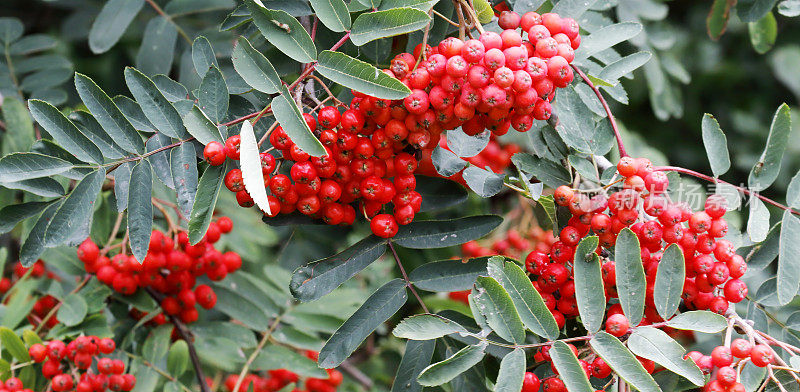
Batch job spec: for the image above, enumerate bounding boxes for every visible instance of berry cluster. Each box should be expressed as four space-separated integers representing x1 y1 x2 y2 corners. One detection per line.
223 351 342 392
686 340 774 391
77 217 237 325
27 335 135 391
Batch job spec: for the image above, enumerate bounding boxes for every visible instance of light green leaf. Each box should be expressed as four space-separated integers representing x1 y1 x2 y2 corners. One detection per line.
408 257 490 292
272 87 326 156
511 153 571 189
75 73 145 154
778 210 800 305
246 0 317 63
749 103 791 192
575 22 643 62
628 327 704 386
124 67 188 139
653 244 685 320
252 345 328 378
0 327 30 362
183 106 223 145
197 66 229 124
393 215 502 249
494 349 525 392
749 11 777 54
128 160 153 263
192 36 219 78
737 0 778 22
167 340 190 376
316 50 410 100
552 87 615 155
666 311 727 333
550 341 593 392
88 0 145 53
707 0 735 40
188 163 226 244
599 51 652 82
748 195 770 243
615 228 646 326
461 165 504 197
789 171 800 209
44 169 105 247
473 276 526 344
28 100 104 164
431 146 467 177
393 314 467 340
590 332 661 392
0 152 73 183
350 8 431 46
379 0 438 10
573 235 605 333
1 97 35 155
135 16 178 76
700 113 730 177
310 0 351 32
231 36 282 94
0 17 24 44
417 344 486 386
56 293 88 326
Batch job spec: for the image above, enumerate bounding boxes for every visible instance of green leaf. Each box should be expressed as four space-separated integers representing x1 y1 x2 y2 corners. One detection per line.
153 75 189 102
231 36 282 95
473 276 526 344
273 87 326 157
128 160 153 263
393 314 467 340
0 327 30 362
550 0 594 18
0 17 23 44
575 22 643 62
28 100 104 164
666 311 727 333
487 257 559 340
628 327 704 386
212 286 271 329
246 0 317 63
309 0 351 32
380 0 438 10
416 176 468 212
1 97 35 155
533 195 557 230
788 171 800 210
124 67 188 139
170 143 198 217
749 11 777 54
197 66 229 124
252 345 327 378
614 228 646 326
183 106 223 145
417 343 486 386
19 201 62 266
70 111 127 160
146 133 175 189
431 146 467 177
700 114 730 177
749 103 791 192
166 340 190 376
393 215 502 249
188 163 226 244
653 244 685 320
290 235 386 301
7 34 56 53
599 51 652 82
0 201 53 234
75 73 144 154
192 36 219 78
1 178 64 198
550 341 593 392
493 350 525 392
778 0 800 16
391 339 435 392
552 87 615 155
239 120 271 215
737 0 778 22
446 128 490 158
319 279 407 368
573 235 605 334
143 325 173 362
22 330 43 346
461 165 505 197
511 153 570 189
409 257 489 292
707 0 735 40
0 152 73 183
135 16 177 76
316 50 411 100
88 0 145 53
56 293 88 326
778 210 800 305
350 8 431 46
590 332 661 392
748 195 770 242
44 169 105 247
472 0 493 22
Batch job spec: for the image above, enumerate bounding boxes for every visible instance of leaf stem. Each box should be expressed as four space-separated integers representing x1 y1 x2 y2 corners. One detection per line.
124 352 194 392
231 312 288 392
572 65 628 158
387 240 429 313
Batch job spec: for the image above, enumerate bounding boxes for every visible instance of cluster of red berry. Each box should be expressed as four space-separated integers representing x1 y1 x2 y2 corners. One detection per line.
519 342 624 392
77 217 237 325
686 339 773 392
222 352 342 392
27 335 135 391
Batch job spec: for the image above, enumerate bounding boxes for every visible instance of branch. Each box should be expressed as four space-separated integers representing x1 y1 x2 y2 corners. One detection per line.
572 65 628 158
339 360 374 390
231 312 287 392
387 241 429 313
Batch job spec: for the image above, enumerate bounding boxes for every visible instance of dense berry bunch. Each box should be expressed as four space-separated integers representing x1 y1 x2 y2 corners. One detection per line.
686 340 774 391
77 217 237 325
27 335 135 391
223 351 342 392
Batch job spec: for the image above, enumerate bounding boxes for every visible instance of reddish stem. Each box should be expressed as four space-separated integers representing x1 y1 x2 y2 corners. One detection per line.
330 31 351 51
654 165 800 216
572 65 628 158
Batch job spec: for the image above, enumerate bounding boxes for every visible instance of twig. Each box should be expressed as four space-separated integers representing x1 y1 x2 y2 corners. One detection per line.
305 75 344 106
231 313 287 392
152 198 180 235
387 241 429 313
339 361 373 390
34 276 91 334
432 9 460 26
258 121 281 147
458 0 485 34
144 0 192 44
572 65 628 158
102 212 126 253
125 352 194 392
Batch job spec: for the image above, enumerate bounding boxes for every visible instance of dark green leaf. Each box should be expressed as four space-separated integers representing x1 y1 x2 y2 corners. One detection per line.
188 163 226 244
19 201 62 266
391 339 435 392
75 73 145 154
128 160 153 262
44 169 105 247
393 314 467 340
494 348 525 392
487 257 560 340
70 111 127 159
379 0 438 10
461 165 504 197
183 106 223 145
290 235 386 301
197 67 229 124
0 327 30 362
590 332 661 392
246 0 317 63
28 100 104 164
165 0 236 15
88 0 145 53
212 287 272 330
1 178 64 198
409 257 489 292
145 133 175 189
239 120 271 215
0 152 73 183
552 87 615 155
749 103 791 192
309 0 351 32
512 153 570 189
319 279 407 368
1 97 35 155
749 12 777 54
252 345 327 378
232 36 282 94
473 276 526 344
114 95 155 132
737 0 778 22
20 68 72 93
628 327 704 386
778 210 800 305
654 244 685 320
152 75 188 102
316 50 411 100
192 36 219 78
135 16 177 76
273 87 326 157
700 114 730 177
615 228 646 326
431 146 467 177
0 17 23 44
707 0 735 39
124 67 188 139
573 235 605 333
170 143 198 217
0 201 53 234
56 293 88 327
666 311 727 333
417 343 485 386
416 176 467 212
550 341 593 392
350 8 431 46
575 22 643 61
393 215 502 249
